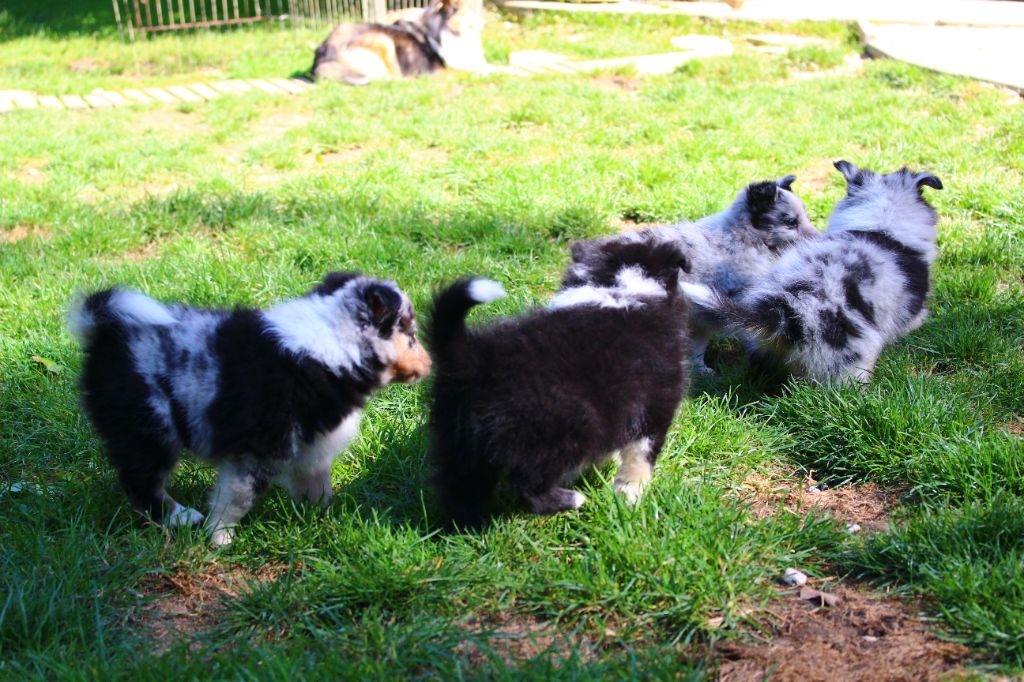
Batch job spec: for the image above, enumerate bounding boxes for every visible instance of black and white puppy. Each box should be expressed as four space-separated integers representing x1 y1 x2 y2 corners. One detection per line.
683 161 942 384
427 241 692 529
70 273 432 545
567 176 819 373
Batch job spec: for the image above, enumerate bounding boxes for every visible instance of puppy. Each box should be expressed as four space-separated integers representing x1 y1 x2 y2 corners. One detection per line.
427 241 692 529
70 272 431 545
312 0 487 85
567 176 819 373
683 161 942 384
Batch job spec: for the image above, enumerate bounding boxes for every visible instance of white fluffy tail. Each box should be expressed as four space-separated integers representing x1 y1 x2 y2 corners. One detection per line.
466 279 507 304
68 289 175 344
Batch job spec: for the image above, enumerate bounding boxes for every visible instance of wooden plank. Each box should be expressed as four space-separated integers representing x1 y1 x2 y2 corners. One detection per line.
188 83 221 100
269 78 306 94
38 95 64 109
83 94 113 108
143 87 179 103
121 89 153 104
60 95 89 110
247 79 288 95
165 85 204 102
98 91 129 106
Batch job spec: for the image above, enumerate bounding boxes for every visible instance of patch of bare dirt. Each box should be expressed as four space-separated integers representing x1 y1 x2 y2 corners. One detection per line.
251 111 313 137
14 158 48 186
70 57 112 72
457 613 596 665
130 109 211 135
314 146 367 165
716 583 970 681
611 218 659 233
78 174 193 205
743 473 901 533
132 561 286 654
1005 419 1024 437
591 74 640 93
801 157 842 193
1 224 50 244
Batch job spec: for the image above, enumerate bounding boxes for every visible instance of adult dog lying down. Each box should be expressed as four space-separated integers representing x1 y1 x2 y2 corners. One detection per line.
312 0 487 85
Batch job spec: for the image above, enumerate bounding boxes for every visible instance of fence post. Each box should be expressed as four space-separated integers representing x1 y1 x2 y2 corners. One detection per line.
370 0 385 21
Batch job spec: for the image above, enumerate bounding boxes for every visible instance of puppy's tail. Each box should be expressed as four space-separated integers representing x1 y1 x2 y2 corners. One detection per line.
68 288 175 345
426 278 506 360
679 282 797 345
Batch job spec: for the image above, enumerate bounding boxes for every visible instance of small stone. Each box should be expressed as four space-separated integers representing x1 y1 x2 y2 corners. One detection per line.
806 486 822 494
863 635 879 642
781 568 808 587
800 586 841 607
847 523 862 533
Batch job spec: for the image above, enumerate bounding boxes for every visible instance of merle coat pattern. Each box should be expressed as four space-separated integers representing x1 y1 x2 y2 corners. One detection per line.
71 273 431 545
682 161 943 384
566 176 819 373
427 241 692 529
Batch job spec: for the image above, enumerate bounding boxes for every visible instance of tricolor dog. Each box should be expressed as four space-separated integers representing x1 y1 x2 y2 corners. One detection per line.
70 272 431 545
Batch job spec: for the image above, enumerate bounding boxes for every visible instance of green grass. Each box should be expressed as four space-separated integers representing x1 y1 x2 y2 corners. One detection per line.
2 6 1024 679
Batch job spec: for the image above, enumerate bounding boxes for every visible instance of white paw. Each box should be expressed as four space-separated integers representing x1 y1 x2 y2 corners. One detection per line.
165 504 204 528
209 527 235 547
614 479 645 506
569 491 587 509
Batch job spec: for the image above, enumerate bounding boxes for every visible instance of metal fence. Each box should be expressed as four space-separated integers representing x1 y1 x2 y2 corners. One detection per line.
112 0 430 39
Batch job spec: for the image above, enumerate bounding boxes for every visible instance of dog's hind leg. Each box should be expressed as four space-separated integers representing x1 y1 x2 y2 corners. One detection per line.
436 460 498 530
107 433 200 526
205 459 274 546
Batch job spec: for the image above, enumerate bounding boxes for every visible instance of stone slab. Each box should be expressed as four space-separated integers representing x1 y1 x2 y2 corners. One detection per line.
60 95 89 110
143 87 179 103
165 85 204 102
247 79 288 94
861 21 1024 93
188 83 221 100
83 94 113 108
122 89 152 104
498 0 1024 27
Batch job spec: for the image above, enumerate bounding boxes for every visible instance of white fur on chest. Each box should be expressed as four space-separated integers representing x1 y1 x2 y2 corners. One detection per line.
295 410 362 471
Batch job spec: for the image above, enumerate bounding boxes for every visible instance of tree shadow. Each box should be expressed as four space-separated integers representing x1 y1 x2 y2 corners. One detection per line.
1 0 117 38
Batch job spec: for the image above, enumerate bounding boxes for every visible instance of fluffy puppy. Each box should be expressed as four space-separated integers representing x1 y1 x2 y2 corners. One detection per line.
683 161 942 384
427 241 692 529
567 176 818 373
70 273 431 545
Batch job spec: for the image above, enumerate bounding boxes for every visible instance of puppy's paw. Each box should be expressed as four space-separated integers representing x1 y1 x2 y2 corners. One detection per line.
614 479 646 506
165 504 204 527
209 527 235 547
569 491 587 509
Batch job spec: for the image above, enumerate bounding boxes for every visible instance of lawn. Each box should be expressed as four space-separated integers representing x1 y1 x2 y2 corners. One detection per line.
1 2 1023 679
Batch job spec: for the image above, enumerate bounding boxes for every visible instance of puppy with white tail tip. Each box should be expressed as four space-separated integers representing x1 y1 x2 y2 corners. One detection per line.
426 240 693 529
69 272 431 546
682 161 943 385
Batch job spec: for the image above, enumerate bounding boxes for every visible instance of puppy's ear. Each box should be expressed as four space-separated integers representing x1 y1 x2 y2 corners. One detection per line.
312 271 362 297
914 172 943 191
746 180 779 217
776 174 797 191
833 160 863 187
364 284 402 332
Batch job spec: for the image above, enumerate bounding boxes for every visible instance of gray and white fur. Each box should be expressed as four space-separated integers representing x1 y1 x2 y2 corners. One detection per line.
682 161 943 384
565 176 819 373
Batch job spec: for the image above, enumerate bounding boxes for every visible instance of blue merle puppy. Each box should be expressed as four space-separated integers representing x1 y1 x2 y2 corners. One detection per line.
566 176 819 373
682 161 942 384
70 273 431 545
427 240 692 529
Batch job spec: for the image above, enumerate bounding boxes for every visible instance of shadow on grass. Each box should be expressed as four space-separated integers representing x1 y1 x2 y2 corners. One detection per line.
0 0 116 38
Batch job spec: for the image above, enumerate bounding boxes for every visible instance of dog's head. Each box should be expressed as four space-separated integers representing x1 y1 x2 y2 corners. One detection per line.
567 235 690 290
828 160 943 239
288 272 432 385
741 175 819 250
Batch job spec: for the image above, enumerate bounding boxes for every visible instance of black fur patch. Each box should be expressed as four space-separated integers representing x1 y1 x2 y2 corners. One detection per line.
848 230 930 318
842 275 875 325
819 307 861 349
312 271 362 297
563 236 690 289
752 295 804 343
